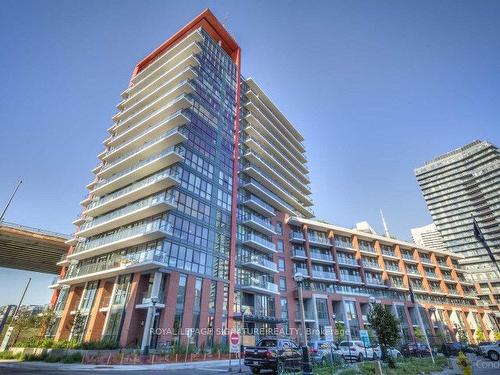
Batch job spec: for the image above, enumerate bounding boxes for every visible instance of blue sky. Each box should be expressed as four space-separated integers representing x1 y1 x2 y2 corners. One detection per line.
0 0 499 305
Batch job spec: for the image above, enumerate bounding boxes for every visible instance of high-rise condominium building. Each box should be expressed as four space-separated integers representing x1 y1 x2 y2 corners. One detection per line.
411 223 446 252
47 10 495 350
415 140 500 317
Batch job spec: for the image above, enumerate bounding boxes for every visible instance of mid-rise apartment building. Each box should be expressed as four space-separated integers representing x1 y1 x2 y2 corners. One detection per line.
411 223 446 252
47 10 496 350
415 140 500 318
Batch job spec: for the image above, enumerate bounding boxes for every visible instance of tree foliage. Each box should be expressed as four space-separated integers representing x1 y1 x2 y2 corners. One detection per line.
475 327 486 343
368 304 400 367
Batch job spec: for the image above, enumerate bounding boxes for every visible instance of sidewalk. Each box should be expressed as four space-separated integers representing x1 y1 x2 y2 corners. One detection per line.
0 358 240 371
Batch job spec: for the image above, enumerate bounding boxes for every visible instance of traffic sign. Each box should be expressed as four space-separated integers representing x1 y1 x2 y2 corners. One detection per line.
324 325 334 342
230 331 240 353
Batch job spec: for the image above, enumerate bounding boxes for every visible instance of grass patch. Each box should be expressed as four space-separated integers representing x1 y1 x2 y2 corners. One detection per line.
314 357 448 375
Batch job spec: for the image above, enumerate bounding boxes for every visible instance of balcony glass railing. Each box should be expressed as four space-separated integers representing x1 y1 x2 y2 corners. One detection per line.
102 127 186 173
242 194 275 214
95 145 185 189
289 231 305 241
294 268 309 277
335 241 354 250
242 177 295 213
419 257 432 264
109 110 186 153
359 245 376 254
241 278 278 293
312 270 336 280
308 235 330 246
141 291 166 305
74 220 171 254
402 253 415 261
362 261 381 269
244 233 275 251
310 252 333 262
244 256 277 271
337 256 357 266
341 274 362 283
80 193 176 232
386 265 401 272
293 249 307 258
407 269 421 276
425 272 439 279
242 214 274 231
64 247 168 280
382 250 397 257
87 168 179 211
366 278 384 285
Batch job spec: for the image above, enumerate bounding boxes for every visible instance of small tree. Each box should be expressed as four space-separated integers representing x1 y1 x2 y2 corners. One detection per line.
368 304 400 368
475 327 486 343
413 327 425 343
495 331 500 341
457 327 469 344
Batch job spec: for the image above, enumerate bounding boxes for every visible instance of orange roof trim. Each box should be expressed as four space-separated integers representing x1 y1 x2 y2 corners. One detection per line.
133 8 240 79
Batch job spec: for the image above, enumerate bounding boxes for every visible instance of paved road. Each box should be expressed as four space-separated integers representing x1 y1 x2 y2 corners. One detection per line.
0 362 254 375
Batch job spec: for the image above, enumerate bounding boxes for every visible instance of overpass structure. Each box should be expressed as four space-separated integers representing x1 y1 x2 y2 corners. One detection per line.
0 222 69 274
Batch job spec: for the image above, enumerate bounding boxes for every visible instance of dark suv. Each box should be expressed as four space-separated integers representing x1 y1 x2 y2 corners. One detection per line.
244 338 302 374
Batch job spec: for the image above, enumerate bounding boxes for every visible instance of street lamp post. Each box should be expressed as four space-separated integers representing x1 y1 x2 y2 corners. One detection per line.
294 272 312 375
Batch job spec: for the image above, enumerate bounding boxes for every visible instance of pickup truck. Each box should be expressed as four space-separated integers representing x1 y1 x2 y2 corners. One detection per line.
244 337 302 374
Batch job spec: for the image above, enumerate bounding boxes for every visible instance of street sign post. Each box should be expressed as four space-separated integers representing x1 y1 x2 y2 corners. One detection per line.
229 331 240 372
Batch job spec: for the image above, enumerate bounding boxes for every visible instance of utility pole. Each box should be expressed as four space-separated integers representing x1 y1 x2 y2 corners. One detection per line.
0 180 23 223
0 278 31 351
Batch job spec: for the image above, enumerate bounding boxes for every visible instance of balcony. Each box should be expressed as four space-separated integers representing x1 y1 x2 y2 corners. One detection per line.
294 268 310 278
312 270 337 281
366 278 385 287
243 234 276 254
85 168 179 217
289 231 305 242
92 146 184 196
407 270 422 278
244 150 312 204
437 261 451 270
242 256 278 274
431 288 445 295
138 292 166 308
241 195 275 217
242 165 312 217
381 250 398 260
69 221 172 260
60 248 168 285
419 257 433 266
308 235 330 248
362 261 382 271
402 253 417 263
99 127 187 179
359 246 377 255
110 94 193 149
385 265 403 275
335 241 356 252
341 274 363 284
242 178 295 216
411 284 426 292
105 111 189 163
291 249 307 259
390 281 408 290
241 278 279 295
425 272 440 281
76 193 176 237
337 256 358 267
128 32 202 91
242 214 276 237
113 79 195 136
310 251 334 264
117 66 197 125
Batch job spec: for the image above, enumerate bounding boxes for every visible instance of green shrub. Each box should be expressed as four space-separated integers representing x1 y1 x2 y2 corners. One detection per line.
0 351 23 360
60 352 83 363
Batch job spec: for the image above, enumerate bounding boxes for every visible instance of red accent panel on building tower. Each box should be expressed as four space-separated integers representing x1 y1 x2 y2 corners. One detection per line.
130 8 240 82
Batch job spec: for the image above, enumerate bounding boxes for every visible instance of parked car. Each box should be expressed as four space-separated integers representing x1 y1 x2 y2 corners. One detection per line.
401 343 432 357
479 341 500 361
441 342 478 356
244 337 302 374
372 345 402 359
308 340 342 365
338 340 375 361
